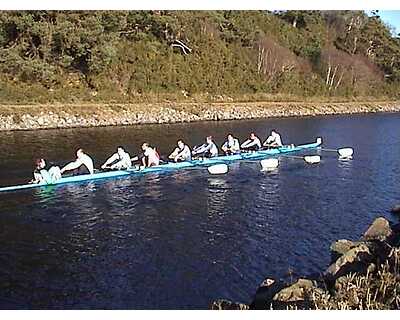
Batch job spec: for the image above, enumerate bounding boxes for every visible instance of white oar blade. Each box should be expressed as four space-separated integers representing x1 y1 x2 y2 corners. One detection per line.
260 158 279 170
208 164 228 175
338 148 353 158
304 155 321 164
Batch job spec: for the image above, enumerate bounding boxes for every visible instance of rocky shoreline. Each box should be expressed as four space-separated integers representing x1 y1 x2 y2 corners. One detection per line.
210 214 400 310
0 101 399 131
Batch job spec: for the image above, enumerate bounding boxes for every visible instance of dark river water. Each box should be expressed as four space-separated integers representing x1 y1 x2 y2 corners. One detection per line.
0 113 400 309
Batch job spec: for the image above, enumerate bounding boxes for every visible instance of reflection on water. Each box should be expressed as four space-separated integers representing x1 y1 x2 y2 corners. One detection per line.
207 177 231 217
1 113 400 309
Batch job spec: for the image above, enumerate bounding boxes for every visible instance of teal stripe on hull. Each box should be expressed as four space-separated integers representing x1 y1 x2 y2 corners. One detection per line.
0 138 321 193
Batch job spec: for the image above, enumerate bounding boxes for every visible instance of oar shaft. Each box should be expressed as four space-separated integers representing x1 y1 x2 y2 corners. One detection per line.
320 148 337 152
279 155 303 159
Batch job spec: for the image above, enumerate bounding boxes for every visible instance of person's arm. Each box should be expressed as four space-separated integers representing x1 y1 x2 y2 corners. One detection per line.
240 139 250 148
192 143 206 155
102 153 118 169
30 172 43 184
60 159 83 174
175 147 190 161
244 139 257 148
169 148 179 159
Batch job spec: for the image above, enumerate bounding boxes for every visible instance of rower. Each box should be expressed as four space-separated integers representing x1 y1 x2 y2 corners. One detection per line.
222 134 240 155
60 149 94 175
169 140 192 162
192 136 218 158
30 158 61 184
263 130 283 148
141 143 160 167
101 146 132 170
240 132 262 152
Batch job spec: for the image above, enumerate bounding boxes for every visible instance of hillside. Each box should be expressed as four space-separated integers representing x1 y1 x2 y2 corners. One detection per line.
0 10 399 104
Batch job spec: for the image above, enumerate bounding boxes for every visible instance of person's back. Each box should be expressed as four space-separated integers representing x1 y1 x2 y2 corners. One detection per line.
273 131 283 146
60 149 94 175
264 130 283 147
208 140 219 157
142 143 160 167
78 152 94 174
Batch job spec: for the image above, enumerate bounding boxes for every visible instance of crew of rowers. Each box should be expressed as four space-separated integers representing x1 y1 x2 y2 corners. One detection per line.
30 130 283 183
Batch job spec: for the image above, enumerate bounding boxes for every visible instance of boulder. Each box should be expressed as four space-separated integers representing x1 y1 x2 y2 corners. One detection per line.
362 217 392 242
330 239 358 263
271 278 325 309
210 299 249 310
325 243 373 282
273 279 315 301
250 277 286 309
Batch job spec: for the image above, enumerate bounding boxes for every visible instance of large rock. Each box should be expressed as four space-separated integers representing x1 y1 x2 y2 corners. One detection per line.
271 278 324 309
330 239 358 263
325 243 373 282
210 299 249 310
362 217 392 242
250 278 286 309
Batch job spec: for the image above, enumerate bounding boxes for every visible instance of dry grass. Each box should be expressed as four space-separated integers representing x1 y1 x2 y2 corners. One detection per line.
313 248 400 310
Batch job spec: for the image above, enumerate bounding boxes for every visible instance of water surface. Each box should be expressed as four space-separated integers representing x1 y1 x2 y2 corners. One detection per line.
0 113 399 309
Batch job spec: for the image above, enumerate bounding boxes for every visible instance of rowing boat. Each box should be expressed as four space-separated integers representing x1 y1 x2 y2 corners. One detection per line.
0 137 322 193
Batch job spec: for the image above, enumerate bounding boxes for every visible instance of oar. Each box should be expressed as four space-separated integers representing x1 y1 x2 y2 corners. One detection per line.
207 164 228 175
279 154 321 164
260 158 279 170
320 147 353 159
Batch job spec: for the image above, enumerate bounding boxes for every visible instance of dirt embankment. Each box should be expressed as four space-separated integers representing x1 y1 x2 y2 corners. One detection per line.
0 101 399 131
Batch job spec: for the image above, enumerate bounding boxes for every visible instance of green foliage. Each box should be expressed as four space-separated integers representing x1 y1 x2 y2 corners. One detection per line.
0 10 399 104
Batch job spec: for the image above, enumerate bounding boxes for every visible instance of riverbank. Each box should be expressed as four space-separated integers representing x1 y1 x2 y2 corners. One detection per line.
0 101 399 131
211 216 400 310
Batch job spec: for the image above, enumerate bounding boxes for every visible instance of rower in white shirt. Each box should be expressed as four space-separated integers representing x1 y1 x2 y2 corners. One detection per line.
241 132 262 151
141 143 160 167
60 149 94 175
192 136 219 158
263 130 283 148
101 146 132 170
169 140 192 162
222 134 240 155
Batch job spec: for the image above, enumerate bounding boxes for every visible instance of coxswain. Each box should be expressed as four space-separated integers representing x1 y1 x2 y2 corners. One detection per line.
30 158 61 184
